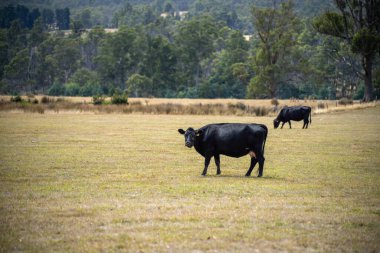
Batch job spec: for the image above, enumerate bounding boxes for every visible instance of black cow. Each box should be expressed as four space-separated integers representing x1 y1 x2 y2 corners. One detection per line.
273 106 311 129
178 123 268 177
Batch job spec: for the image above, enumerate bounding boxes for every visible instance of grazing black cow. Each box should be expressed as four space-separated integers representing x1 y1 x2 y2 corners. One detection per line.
273 106 311 129
178 123 268 177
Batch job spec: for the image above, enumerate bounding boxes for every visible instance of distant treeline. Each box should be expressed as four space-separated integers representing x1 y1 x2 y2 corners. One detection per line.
0 1 379 100
0 5 70 30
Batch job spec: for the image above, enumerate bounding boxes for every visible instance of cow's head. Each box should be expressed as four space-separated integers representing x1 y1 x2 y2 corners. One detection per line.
273 119 280 129
178 128 202 148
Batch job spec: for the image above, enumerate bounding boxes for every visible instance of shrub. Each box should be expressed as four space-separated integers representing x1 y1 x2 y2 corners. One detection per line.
10 95 23 103
338 97 353 106
93 95 105 105
41 96 54 104
270 98 279 106
111 89 128 105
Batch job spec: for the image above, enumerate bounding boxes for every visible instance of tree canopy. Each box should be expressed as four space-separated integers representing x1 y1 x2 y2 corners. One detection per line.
0 1 379 99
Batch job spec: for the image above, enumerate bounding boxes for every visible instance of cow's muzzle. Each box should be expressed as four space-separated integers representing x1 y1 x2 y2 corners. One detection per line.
185 142 193 148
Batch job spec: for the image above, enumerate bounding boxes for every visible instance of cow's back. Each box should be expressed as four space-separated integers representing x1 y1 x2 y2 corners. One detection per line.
285 106 310 121
202 123 266 158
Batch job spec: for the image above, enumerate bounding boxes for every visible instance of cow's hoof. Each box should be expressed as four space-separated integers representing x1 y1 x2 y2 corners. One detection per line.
257 174 263 177
216 171 221 175
245 174 251 177
201 173 207 176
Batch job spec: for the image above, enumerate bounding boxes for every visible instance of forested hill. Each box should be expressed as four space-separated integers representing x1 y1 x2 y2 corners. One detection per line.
0 0 378 100
1 0 334 31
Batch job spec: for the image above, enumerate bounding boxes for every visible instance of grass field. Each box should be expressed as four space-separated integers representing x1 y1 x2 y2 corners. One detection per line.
0 107 379 252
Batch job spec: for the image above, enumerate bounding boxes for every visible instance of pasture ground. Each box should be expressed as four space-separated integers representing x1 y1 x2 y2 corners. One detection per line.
0 107 379 252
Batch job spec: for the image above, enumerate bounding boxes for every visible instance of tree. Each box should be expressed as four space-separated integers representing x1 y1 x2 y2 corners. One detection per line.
205 28 250 98
70 20 84 37
0 30 8 80
56 8 70 30
3 49 30 92
53 37 81 83
15 5 29 28
248 1 302 98
313 0 380 101
79 9 92 28
175 15 218 89
95 26 139 90
33 36 59 92
30 17 46 47
27 8 41 29
42 8 55 28
6 20 28 64
81 26 106 70
127 74 153 97
139 34 177 97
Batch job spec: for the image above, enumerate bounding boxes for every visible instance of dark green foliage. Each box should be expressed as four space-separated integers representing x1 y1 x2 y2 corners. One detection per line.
55 8 70 30
353 84 365 100
48 82 65 96
10 95 22 103
92 95 105 105
0 1 378 100
111 89 128 104
314 0 380 101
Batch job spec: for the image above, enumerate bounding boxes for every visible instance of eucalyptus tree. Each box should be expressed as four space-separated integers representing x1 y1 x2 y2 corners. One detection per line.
206 28 250 98
313 0 380 101
248 1 302 98
95 26 139 91
139 34 177 97
81 26 106 70
174 14 218 90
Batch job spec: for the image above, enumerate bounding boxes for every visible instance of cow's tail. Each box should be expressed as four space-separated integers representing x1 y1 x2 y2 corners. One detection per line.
309 109 312 124
261 125 268 156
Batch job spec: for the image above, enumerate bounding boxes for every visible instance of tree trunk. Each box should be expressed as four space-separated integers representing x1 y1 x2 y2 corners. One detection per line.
268 78 276 98
362 54 374 102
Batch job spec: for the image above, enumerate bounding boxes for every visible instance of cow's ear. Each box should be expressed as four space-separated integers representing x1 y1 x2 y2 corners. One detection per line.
196 129 203 136
178 129 185 135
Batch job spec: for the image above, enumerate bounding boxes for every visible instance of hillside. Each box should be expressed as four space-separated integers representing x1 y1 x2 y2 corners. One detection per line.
1 0 335 30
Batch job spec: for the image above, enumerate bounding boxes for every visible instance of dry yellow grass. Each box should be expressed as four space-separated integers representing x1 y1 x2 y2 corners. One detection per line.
0 107 379 252
1 95 379 116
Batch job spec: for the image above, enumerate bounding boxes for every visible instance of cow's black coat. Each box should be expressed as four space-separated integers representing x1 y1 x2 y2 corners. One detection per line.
273 106 312 129
178 123 268 177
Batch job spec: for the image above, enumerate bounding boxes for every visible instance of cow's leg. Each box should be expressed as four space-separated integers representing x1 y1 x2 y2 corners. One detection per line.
288 121 292 129
202 156 211 176
214 154 221 175
257 154 265 177
303 117 308 129
245 157 257 177
281 122 285 128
